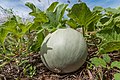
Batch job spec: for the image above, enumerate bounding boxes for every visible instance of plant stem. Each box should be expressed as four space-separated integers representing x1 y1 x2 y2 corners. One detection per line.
82 25 85 37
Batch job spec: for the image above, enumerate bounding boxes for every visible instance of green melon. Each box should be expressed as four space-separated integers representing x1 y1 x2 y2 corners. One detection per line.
40 28 87 73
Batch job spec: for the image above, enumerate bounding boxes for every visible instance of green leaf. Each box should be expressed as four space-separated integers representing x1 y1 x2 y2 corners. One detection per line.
30 22 41 30
47 2 59 12
87 22 95 31
114 73 120 80
101 14 120 28
103 54 111 63
33 13 48 23
103 16 114 28
97 27 120 52
97 28 120 41
55 3 68 22
31 30 44 51
43 3 68 31
25 2 48 23
25 2 41 14
3 16 17 34
93 6 104 12
114 15 120 28
96 21 104 27
18 22 32 37
68 3 92 26
90 57 106 68
111 61 120 69
105 7 120 14
100 17 110 24
44 12 59 28
100 41 120 52
66 19 77 29
3 16 32 38
0 28 8 46
68 2 101 30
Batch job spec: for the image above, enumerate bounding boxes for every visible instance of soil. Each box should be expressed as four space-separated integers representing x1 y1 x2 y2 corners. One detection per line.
0 45 120 80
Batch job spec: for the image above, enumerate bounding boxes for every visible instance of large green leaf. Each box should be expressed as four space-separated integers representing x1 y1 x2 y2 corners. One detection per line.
55 3 68 22
97 28 120 42
42 2 68 32
97 13 120 30
25 2 48 23
97 27 120 52
68 3 92 26
3 16 32 38
26 2 67 32
44 12 59 28
90 57 106 68
67 2 101 30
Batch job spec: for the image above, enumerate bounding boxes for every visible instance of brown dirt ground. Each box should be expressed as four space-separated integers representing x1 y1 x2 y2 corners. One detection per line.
0 45 120 80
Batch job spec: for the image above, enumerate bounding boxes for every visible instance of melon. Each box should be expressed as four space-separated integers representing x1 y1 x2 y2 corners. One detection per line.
40 28 87 73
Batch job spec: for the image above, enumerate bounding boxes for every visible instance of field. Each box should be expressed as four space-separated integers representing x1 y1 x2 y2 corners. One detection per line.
0 2 120 80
